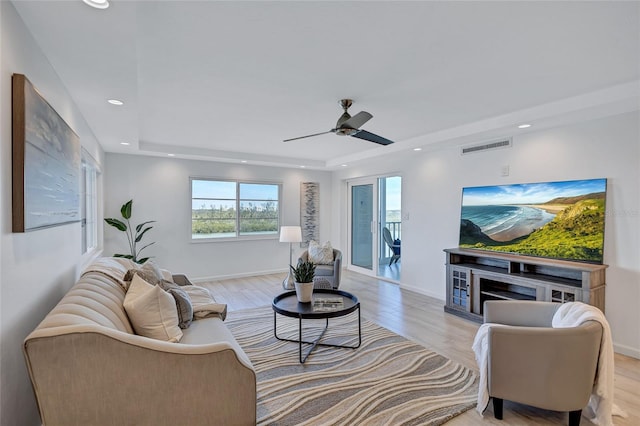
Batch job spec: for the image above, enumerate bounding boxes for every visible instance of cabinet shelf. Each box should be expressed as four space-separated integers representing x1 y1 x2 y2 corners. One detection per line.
480 290 536 301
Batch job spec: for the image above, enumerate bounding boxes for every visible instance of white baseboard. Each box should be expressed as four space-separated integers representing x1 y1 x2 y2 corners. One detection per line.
191 268 287 283
400 282 445 302
613 342 640 359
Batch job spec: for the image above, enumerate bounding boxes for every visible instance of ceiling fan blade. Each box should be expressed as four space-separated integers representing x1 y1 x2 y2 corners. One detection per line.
351 130 394 146
283 130 332 142
341 111 372 130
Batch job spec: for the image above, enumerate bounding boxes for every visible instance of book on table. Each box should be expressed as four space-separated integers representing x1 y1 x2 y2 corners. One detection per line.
313 297 344 311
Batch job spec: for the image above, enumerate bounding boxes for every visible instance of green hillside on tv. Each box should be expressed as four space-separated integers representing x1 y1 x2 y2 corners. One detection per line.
458 178 607 264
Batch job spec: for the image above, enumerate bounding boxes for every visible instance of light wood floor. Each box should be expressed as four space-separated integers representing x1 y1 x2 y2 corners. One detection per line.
200 269 640 426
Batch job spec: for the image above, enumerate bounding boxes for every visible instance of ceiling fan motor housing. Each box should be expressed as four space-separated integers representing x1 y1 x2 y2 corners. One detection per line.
336 99 354 133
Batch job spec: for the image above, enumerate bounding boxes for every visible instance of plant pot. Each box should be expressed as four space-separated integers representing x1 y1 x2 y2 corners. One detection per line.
294 281 314 303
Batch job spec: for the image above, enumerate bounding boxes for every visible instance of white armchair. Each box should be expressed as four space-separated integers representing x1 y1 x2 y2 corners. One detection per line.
481 301 603 426
298 249 342 289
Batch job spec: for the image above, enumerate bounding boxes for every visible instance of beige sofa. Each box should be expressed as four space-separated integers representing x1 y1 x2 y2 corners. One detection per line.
23 257 256 426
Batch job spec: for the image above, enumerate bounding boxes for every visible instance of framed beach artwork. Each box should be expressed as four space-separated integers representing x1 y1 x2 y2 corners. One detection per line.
458 178 607 264
12 74 81 232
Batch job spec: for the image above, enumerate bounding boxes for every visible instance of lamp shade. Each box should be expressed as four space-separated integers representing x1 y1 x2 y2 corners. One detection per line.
279 226 302 243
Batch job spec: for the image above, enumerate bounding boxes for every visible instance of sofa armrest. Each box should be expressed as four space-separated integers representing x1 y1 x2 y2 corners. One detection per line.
24 325 256 426
488 321 602 411
483 300 560 327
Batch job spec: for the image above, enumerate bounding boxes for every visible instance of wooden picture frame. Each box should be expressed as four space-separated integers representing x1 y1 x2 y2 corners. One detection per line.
12 74 80 232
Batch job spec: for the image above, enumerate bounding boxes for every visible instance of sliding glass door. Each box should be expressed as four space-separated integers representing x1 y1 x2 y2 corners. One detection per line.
348 176 402 281
348 180 376 274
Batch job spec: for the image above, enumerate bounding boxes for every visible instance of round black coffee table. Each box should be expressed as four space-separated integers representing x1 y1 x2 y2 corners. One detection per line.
272 289 361 363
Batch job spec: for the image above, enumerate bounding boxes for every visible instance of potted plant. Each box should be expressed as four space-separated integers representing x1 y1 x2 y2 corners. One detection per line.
290 261 316 303
104 200 155 264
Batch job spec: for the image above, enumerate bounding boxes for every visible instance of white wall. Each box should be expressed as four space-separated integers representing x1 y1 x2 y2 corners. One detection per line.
332 111 640 358
0 3 105 425
104 154 332 280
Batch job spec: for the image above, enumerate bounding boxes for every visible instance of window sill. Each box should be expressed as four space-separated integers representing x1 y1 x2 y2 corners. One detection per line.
190 234 279 244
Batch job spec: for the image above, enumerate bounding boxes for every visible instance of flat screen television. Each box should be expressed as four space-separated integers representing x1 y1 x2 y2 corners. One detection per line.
458 178 607 264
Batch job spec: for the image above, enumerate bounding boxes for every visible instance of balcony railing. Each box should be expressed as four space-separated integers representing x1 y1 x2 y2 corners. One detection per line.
380 221 401 260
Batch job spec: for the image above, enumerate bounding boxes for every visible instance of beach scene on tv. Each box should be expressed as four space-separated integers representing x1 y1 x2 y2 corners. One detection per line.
459 178 607 264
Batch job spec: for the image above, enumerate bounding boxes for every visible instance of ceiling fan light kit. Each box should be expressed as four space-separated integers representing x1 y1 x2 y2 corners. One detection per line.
284 99 394 146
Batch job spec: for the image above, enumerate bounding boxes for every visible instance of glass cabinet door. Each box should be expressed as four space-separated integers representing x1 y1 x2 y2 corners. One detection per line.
450 268 470 311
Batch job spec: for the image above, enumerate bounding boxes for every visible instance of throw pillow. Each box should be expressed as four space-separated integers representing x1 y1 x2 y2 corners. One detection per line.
123 274 183 342
158 279 193 329
123 260 164 288
308 240 334 265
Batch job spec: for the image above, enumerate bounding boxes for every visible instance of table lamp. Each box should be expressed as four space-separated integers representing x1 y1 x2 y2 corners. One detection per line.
280 225 302 289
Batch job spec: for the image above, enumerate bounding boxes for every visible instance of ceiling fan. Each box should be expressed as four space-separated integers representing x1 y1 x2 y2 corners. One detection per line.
283 99 394 145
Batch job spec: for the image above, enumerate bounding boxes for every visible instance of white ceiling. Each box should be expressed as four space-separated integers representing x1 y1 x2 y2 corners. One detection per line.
11 1 640 169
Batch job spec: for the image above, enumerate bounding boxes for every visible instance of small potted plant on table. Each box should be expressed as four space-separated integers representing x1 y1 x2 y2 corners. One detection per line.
290 261 316 303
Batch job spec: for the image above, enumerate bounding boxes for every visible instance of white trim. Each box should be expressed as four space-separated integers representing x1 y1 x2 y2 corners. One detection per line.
612 342 640 360
190 268 287 283
401 282 445 302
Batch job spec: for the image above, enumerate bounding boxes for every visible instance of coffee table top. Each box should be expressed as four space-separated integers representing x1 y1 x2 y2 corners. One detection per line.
272 289 359 319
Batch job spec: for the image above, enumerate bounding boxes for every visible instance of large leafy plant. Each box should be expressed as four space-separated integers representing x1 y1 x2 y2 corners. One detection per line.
105 200 155 264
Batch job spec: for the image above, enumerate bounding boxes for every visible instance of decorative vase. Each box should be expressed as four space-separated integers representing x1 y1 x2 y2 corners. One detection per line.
294 281 314 303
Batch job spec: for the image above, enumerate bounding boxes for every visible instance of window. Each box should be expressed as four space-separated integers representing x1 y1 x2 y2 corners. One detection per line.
191 178 280 240
81 151 100 253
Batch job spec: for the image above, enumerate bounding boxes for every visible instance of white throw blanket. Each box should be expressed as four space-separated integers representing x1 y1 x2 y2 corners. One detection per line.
552 302 625 426
182 285 228 320
472 302 625 425
471 322 503 415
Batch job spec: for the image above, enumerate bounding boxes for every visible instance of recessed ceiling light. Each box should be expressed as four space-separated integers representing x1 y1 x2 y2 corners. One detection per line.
413 148 422 151
341 164 348 167
83 0 109 9
518 124 532 129
299 165 306 168
107 99 123 106
241 160 247 163
167 154 175 157
120 142 130 146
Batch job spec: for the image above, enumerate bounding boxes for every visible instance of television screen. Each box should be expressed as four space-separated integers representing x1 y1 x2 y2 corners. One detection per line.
458 178 607 264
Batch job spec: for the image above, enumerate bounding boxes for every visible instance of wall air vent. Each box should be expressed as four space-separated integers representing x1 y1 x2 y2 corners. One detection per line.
461 138 512 155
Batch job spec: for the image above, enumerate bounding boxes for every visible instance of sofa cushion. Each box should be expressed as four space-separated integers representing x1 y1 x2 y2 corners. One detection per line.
123 275 183 342
159 280 193 329
308 240 334 265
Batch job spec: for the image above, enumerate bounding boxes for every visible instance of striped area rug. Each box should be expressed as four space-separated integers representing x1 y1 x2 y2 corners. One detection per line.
226 306 478 425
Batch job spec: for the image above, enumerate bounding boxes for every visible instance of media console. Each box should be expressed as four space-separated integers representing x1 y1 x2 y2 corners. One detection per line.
444 248 607 322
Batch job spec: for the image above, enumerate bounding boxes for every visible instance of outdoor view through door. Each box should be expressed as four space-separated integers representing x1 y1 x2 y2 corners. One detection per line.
349 176 401 282
379 176 401 281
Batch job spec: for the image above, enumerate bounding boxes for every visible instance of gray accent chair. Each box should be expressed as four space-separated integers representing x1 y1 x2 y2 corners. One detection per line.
483 300 603 426
298 249 342 289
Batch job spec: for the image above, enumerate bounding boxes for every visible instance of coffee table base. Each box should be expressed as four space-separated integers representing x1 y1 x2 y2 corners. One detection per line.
273 308 362 363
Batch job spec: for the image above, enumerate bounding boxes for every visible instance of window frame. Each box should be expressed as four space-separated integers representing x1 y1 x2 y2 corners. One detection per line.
190 177 282 242
81 150 100 254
